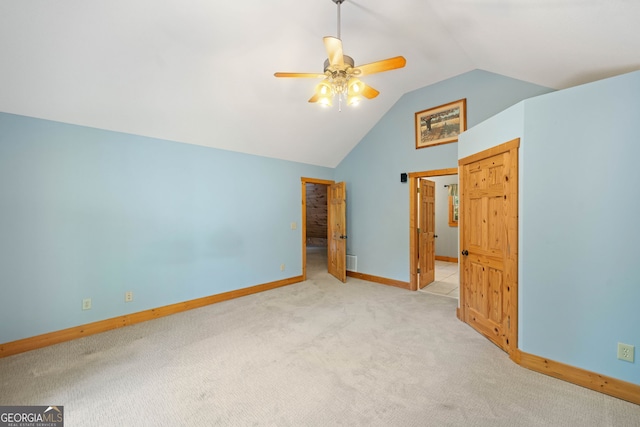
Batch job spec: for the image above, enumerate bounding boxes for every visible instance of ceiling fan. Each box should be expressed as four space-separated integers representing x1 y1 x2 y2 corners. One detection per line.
274 0 406 110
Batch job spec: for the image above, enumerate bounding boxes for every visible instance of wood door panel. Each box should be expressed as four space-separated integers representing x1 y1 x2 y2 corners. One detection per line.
488 197 504 252
328 182 346 282
488 267 504 324
469 198 483 248
418 179 436 288
488 165 504 187
460 139 519 356
467 261 484 310
467 262 505 346
467 307 504 347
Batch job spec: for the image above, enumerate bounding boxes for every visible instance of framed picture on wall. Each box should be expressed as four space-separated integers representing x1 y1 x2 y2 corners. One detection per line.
415 99 467 149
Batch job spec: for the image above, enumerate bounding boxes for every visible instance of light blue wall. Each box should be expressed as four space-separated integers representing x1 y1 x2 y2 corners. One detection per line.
459 71 640 385
521 71 640 384
0 113 333 343
335 70 552 282
458 101 525 159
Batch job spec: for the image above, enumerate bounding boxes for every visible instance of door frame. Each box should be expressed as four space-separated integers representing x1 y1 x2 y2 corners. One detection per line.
301 177 335 281
409 168 458 291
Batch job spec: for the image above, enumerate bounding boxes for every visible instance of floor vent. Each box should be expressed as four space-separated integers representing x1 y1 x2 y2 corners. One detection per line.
346 255 357 272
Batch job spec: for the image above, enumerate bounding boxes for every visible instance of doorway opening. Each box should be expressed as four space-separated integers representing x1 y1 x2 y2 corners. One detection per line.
300 177 348 284
301 178 332 281
409 168 458 293
420 259 460 299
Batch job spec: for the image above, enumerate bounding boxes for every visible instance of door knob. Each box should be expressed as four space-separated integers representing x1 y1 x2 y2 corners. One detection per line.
434 235 438 238
461 250 469 256
339 235 348 239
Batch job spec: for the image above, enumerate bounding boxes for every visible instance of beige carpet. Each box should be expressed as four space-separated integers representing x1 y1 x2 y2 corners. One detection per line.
1 248 639 426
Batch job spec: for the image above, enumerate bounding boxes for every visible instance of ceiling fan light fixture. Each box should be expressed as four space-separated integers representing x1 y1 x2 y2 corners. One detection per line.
347 95 361 106
274 0 406 110
318 96 333 108
348 78 362 94
347 77 364 107
315 81 334 107
346 78 362 106
316 81 332 96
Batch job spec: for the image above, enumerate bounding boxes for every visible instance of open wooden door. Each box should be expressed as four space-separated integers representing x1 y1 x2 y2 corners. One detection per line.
459 139 519 356
418 179 436 288
328 181 347 282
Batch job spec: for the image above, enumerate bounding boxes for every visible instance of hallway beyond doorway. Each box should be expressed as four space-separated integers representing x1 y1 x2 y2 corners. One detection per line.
418 260 459 299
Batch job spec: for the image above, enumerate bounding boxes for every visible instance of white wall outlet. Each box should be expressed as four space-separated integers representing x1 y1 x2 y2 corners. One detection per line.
290 222 297 230
82 298 92 310
280 264 285 271
125 291 133 302
617 343 635 363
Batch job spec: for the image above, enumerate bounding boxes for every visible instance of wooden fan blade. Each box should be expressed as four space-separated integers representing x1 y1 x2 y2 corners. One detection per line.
308 93 320 103
361 84 380 99
354 56 406 76
274 72 326 78
323 36 344 67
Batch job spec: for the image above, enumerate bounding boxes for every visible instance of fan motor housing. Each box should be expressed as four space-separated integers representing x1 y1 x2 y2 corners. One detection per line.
324 55 355 72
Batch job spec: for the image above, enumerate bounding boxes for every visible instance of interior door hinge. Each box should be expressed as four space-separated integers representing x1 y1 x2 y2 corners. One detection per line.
417 268 421 274
416 187 420 193
417 228 421 233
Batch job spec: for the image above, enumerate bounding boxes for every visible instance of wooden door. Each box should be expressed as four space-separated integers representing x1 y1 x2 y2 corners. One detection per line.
459 139 519 355
419 179 436 288
328 182 347 282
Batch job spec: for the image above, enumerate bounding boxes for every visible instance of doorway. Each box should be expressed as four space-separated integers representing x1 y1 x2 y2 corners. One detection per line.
409 168 458 292
303 180 329 280
300 177 347 283
301 178 332 281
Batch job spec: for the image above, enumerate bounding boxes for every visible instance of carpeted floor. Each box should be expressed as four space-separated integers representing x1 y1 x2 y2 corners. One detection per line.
1 248 639 426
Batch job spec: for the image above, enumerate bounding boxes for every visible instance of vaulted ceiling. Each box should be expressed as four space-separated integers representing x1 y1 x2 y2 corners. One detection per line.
1 0 639 167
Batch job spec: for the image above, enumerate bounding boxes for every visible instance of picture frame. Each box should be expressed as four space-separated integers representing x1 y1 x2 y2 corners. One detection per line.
415 99 467 149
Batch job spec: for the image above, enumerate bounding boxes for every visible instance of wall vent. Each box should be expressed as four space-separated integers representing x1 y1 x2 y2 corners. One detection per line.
346 255 357 272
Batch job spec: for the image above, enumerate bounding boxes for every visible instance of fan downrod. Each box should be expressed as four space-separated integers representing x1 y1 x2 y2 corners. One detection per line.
331 0 345 39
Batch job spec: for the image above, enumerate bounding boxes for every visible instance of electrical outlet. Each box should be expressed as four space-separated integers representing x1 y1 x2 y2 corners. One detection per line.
617 343 635 363
280 264 285 271
125 291 133 302
82 298 92 310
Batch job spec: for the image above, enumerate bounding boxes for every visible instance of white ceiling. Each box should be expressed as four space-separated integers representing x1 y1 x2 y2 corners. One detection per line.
1 0 639 167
